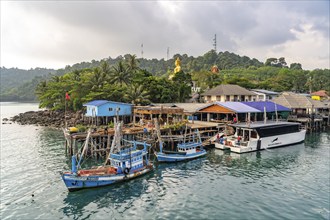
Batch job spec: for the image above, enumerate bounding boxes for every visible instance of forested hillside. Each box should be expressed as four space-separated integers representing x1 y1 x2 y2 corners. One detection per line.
0 67 56 101
1 50 329 103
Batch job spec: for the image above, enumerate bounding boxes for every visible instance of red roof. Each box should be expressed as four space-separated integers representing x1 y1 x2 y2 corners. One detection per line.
311 90 329 97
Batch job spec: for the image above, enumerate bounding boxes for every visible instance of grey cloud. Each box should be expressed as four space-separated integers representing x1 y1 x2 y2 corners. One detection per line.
4 1 329 69
18 1 323 51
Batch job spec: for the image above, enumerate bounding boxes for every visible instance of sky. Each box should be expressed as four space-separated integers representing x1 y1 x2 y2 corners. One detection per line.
1 1 329 70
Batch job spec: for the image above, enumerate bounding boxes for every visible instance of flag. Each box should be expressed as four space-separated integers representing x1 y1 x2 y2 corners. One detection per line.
65 92 70 101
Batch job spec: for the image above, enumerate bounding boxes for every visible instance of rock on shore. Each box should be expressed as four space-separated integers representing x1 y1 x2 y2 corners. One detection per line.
10 110 88 128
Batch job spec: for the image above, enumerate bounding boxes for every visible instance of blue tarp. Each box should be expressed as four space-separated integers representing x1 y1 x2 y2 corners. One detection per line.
214 102 261 113
242 101 291 112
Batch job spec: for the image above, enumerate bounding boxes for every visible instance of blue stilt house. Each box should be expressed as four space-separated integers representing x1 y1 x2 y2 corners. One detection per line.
83 100 133 125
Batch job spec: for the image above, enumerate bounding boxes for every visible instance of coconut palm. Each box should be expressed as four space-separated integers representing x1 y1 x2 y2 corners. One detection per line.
124 84 150 105
110 61 132 85
100 61 111 81
126 54 139 72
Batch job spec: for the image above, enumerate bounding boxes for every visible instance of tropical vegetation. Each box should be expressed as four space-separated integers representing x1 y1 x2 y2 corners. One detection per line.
1 50 329 109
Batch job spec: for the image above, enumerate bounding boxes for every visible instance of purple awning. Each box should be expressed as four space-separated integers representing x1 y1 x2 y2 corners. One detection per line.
242 101 291 112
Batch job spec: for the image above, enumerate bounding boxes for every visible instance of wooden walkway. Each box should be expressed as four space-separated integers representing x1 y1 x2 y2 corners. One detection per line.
63 121 220 159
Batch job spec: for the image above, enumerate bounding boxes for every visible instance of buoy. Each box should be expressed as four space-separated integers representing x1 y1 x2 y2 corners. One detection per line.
69 127 79 133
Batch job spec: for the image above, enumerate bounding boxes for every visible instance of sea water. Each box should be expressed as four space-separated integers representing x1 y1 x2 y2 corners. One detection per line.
1 102 329 219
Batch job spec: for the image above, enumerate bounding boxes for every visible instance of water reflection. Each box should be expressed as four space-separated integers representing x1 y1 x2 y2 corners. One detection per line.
60 157 206 219
305 130 330 148
207 143 305 179
155 157 205 173
61 173 154 219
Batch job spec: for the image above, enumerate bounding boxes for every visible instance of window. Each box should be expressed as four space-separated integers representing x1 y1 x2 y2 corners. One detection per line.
109 108 113 111
257 125 299 137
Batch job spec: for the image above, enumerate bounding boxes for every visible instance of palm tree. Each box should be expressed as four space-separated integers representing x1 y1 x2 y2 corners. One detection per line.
124 84 150 105
72 69 82 81
100 61 111 81
126 54 139 72
110 61 131 85
90 67 106 90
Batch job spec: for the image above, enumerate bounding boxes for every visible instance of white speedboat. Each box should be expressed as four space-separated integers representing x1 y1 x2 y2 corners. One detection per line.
214 121 306 153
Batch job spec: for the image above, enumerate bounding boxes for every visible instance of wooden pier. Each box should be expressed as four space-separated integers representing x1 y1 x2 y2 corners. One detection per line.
288 114 329 132
63 121 220 159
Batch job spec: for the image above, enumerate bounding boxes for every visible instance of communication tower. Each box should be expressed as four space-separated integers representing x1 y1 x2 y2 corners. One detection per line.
213 34 217 53
167 47 170 60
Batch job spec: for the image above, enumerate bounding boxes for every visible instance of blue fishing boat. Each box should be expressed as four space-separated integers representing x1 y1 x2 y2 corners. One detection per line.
62 123 153 192
155 129 207 162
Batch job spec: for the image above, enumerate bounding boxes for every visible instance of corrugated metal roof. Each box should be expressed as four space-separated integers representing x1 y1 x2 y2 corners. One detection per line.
242 101 291 112
198 101 260 113
311 90 329 97
273 92 328 109
251 89 279 95
83 100 109 106
83 100 132 107
152 103 207 113
202 84 256 96
173 103 208 113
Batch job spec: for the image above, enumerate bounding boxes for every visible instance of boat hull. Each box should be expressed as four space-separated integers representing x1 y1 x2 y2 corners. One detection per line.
155 150 207 162
62 166 153 192
215 130 306 154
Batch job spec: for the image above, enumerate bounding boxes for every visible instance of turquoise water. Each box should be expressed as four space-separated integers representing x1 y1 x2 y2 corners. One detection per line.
1 102 329 219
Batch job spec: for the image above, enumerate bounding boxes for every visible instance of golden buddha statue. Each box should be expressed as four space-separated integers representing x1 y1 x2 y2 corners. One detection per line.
174 57 181 73
169 57 182 80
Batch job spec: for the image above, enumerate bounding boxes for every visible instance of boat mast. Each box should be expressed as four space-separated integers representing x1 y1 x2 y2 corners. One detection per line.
183 123 188 143
111 119 123 155
77 129 92 169
275 103 278 122
154 118 163 153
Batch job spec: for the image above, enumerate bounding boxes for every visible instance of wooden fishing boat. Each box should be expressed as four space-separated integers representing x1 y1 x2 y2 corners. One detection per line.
155 129 207 162
61 123 154 192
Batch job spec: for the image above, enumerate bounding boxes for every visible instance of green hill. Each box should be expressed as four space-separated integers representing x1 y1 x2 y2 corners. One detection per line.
1 50 329 102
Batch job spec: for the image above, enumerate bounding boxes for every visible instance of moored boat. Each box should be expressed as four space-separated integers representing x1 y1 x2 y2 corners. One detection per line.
155 129 207 162
214 121 306 153
61 123 153 191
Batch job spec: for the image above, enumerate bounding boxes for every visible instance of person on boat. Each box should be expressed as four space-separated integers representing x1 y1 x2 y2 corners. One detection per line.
223 136 227 145
143 127 148 138
244 132 249 142
216 133 220 142
233 116 237 124
219 136 224 144
237 136 241 145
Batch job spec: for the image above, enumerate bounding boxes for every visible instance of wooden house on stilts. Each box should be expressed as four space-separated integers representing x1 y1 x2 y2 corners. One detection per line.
83 100 133 125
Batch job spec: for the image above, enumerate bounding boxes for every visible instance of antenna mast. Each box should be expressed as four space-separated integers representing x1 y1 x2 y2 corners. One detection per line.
141 43 144 58
213 34 217 53
167 47 170 60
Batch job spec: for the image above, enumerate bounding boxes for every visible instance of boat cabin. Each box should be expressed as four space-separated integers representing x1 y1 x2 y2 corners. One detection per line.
109 141 148 174
223 122 302 146
177 142 201 154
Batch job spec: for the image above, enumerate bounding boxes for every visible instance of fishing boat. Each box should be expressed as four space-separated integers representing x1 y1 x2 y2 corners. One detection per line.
214 121 306 153
61 123 154 192
155 129 207 162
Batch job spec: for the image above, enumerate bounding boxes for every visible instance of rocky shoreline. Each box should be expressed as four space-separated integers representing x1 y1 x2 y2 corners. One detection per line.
5 110 88 128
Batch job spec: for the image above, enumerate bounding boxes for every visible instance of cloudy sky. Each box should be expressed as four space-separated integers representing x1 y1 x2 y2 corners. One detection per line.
1 1 329 70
